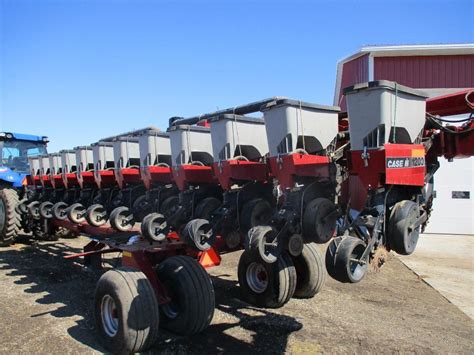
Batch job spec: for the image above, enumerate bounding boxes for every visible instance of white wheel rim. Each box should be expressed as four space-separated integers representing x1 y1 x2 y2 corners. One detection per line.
101 294 119 337
246 262 268 294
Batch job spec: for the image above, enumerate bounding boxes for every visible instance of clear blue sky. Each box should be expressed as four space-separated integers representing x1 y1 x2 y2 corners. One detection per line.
1 0 472 152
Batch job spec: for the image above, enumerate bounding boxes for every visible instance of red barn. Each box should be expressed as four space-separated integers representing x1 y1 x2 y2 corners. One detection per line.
335 44 474 234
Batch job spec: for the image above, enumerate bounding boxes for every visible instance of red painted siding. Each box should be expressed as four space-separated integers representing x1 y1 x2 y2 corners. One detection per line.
339 54 369 110
374 55 474 88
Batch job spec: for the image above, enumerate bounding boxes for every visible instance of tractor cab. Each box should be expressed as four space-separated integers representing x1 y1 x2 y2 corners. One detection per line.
0 132 48 188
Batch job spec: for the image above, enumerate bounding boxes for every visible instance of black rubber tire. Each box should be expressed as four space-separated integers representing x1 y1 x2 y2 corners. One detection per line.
94 267 160 354
110 206 135 232
303 198 337 244
141 213 168 242
157 256 215 334
0 188 21 246
240 198 273 232
237 250 296 308
194 197 221 220
86 204 108 227
181 218 215 251
52 202 68 220
67 203 86 224
331 236 368 283
291 243 326 298
39 201 54 219
132 195 152 222
387 200 421 256
159 196 179 218
325 236 342 280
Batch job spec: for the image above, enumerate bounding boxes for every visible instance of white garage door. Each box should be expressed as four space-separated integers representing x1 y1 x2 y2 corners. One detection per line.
424 158 474 235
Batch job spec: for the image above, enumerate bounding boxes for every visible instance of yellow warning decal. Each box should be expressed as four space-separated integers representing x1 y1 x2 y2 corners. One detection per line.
123 251 132 257
411 149 425 157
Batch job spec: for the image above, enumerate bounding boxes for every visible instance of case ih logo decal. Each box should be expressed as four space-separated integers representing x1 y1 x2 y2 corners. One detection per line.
386 157 425 169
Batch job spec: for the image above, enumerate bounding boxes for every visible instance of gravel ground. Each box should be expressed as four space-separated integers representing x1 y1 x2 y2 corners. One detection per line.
0 235 472 353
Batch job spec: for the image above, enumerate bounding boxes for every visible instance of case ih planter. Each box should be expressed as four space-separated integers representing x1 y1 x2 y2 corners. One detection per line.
63 145 96 224
246 99 341 262
141 123 223 247
107 136 144 231
185 113 281 306
26 154 54 224
0 84 472 354
27 156 41 187
137 128 178 241
80 140 118 226
226 98 342 305
50 149 81 221
325 81 474 283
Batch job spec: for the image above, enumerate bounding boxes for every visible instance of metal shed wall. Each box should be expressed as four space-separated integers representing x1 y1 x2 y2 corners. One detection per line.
373 55 474 88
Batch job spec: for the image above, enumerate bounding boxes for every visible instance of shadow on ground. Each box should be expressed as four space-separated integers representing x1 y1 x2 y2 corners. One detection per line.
0 236 301 354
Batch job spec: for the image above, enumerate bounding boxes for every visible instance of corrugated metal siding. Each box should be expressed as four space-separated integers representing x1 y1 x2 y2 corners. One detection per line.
339 54 369 110
374 55 474 88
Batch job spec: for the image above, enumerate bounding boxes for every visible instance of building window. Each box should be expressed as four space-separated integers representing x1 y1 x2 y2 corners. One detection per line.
452 191 470 199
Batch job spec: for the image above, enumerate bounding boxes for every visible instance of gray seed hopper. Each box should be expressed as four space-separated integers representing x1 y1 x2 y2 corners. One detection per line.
261 98 339 156
209 114 268 162
344 80 428 151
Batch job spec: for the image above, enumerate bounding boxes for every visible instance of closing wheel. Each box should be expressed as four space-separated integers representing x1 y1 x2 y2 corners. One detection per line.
237 250 296 308
194 197 221 220
39 201 54 219
86 204 108 227
109 206 135 232
182 219 215 251
67 203 86 224
303 198 337 243
325 236 342 280
141 213 168 242
94 267 160 353
0 188 21 246
28 201 41 220
52 202 68 220
240 198 273 232
387 200 421 255
291 243 326 298
157 256 214 334
245 225 281 264
327 236 368 283
132 195 152 222
160 196 179 218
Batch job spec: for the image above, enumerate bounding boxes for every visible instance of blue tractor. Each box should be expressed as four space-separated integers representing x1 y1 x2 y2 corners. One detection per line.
0 132 48 246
